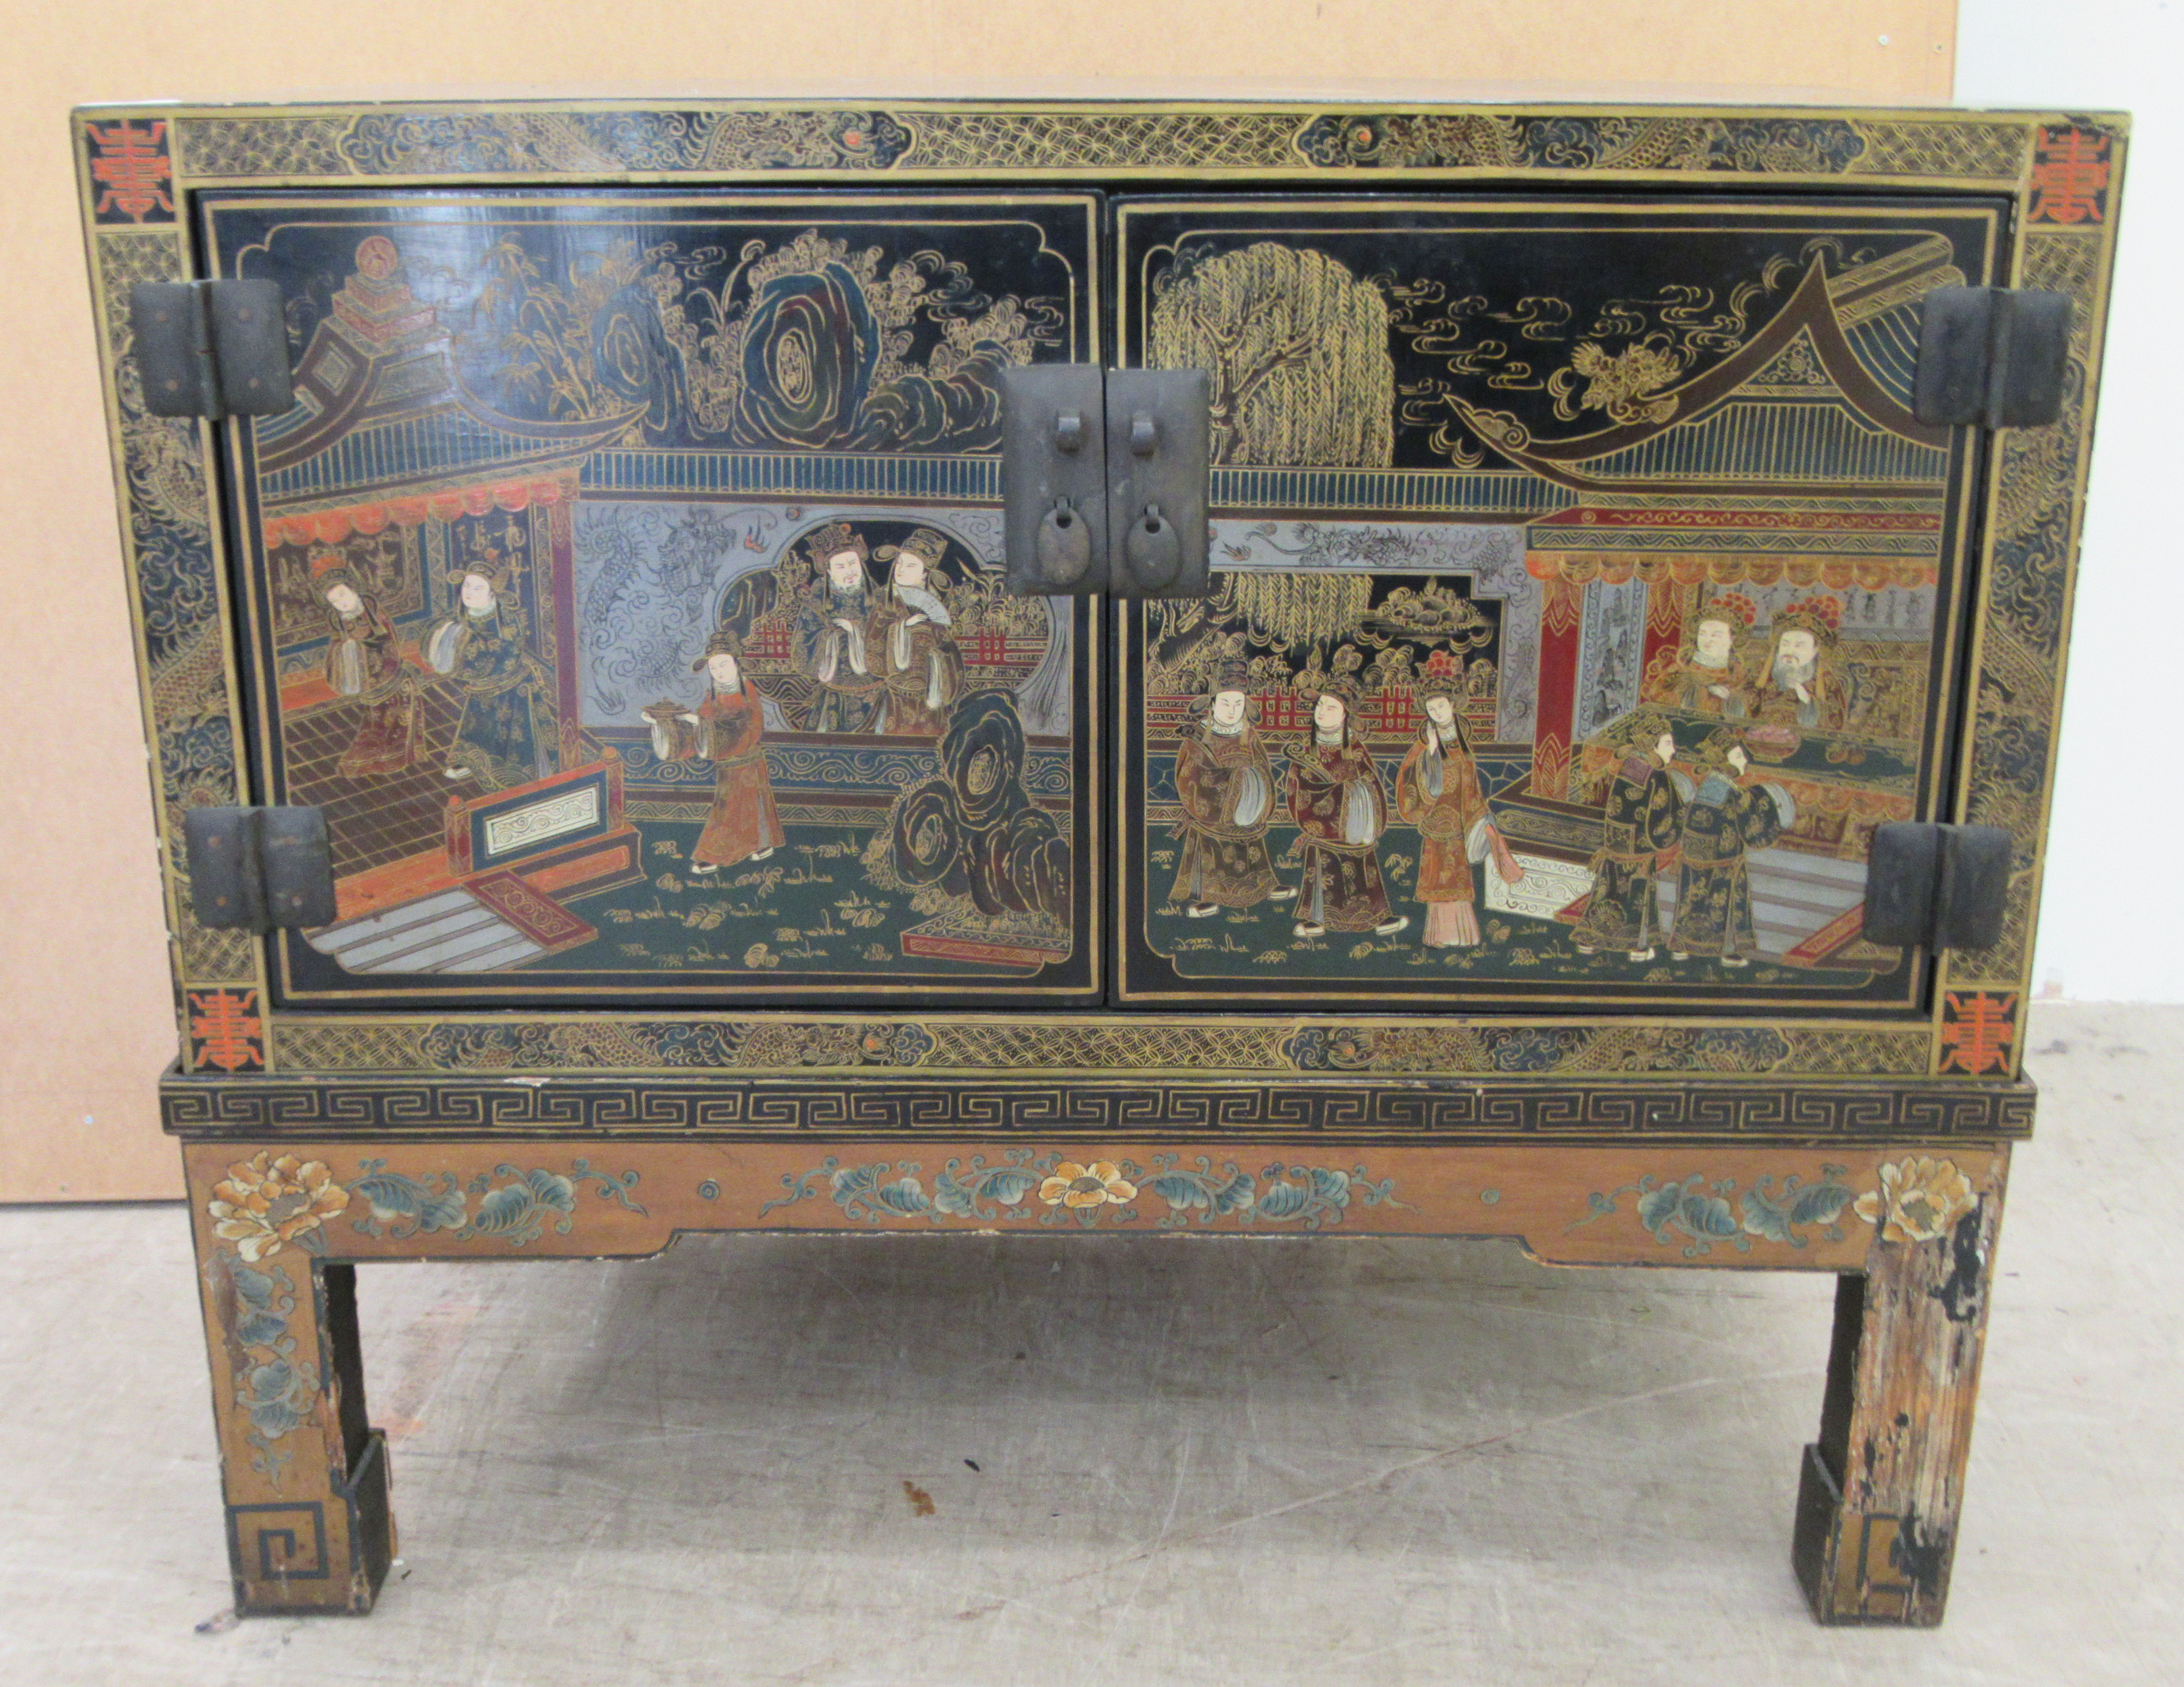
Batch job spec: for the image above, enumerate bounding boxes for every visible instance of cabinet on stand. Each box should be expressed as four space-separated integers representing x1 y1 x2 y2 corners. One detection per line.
74 97 2123 1623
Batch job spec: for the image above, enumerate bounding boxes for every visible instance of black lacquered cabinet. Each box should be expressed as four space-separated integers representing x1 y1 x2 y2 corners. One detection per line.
79 98 2121 1623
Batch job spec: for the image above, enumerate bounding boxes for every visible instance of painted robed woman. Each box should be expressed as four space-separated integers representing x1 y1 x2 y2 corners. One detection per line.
426 554 554 791
1393 657 1522 948
871 529 964 737
309 550 417 779
1670 727 1797 967
671 630 786 876
1573 712 1688 961
1170 661 1286 917
1643 591 1755 719
1286 683 1408 940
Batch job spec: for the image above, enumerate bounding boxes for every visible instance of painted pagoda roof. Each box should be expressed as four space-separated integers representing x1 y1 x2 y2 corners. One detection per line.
1449 243 1962 501
251 237 638 510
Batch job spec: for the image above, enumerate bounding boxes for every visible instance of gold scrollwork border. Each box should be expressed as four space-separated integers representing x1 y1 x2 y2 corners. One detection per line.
80 110 272 1072
261 1013 1935 1082
126 102 2047 187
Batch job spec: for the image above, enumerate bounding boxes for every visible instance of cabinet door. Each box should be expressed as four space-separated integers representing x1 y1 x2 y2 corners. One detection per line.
1114 195 2005 1014
203 192 1102 1007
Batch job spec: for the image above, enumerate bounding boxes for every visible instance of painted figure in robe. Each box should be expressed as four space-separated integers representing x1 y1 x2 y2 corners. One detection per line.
310 549 417 779
1170 660 1286 917
1287 686 1408 939
1394 654 1522 948
426 554 554 791
1670 727 1797 966
790 524 888 733
871 529 964 737
1573 712 1688 961
1645 592 1755 718
668 629 786 876
1744 597 1850 732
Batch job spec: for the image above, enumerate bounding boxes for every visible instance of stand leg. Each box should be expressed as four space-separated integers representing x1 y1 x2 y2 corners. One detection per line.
188 1159 392 1615
1792 1151 2007 1626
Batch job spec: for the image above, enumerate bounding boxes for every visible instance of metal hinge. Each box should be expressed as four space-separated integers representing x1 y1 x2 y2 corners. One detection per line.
1001 365 1211 598
1862 822 2012 951
129 280 295 420
1913 287 2074 429
182 807 337 931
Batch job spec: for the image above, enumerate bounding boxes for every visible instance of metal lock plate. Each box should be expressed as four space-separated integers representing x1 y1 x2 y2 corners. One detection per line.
1002 364 1108 595
1105 369 1210 599
1914 287 2073 428
129 280 294 420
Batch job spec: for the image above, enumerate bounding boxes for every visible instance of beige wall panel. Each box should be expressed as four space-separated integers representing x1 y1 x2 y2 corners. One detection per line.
0 3 1957 1202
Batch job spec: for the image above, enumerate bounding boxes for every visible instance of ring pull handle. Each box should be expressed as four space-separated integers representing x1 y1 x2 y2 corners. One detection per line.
1036 497 1095 588
1124 502 1182 592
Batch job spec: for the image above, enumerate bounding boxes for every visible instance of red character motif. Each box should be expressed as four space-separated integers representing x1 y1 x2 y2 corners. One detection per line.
86 119 173 223
2030 127 2111 226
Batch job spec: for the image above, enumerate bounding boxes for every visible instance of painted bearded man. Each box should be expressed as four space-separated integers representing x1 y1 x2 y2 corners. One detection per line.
1169 661 1287 917
1286 682 1407 940
790 523 889 733
1746 597 1849 732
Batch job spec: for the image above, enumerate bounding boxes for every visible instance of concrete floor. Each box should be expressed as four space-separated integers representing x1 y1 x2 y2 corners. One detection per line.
1 1001 2177 1685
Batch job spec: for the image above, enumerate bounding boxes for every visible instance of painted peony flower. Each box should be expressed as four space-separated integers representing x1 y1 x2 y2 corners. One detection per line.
208 1153 350 1261
1854 1156 1976 1246
1037 1161 1139 1211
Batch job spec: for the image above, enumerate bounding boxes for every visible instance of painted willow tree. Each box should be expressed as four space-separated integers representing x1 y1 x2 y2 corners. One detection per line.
1148 243 1395 468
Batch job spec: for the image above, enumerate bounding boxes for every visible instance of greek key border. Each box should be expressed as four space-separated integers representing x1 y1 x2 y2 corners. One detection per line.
163 1072 2036 1141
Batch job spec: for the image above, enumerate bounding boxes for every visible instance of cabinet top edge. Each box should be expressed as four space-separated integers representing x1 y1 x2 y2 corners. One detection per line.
70 101 2126 200
73 99 2131 201
71 97 2131 125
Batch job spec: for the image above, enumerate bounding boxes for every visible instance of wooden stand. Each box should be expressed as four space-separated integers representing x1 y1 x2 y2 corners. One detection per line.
187 1214 394 1614
1794 1156 2005 1624
181 1127 2009 1623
